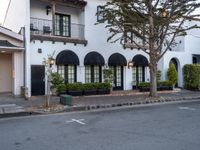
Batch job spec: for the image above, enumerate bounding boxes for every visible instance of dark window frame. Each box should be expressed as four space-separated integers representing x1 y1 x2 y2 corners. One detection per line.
55 13 71 37
85 65 102 83
57 65 77 83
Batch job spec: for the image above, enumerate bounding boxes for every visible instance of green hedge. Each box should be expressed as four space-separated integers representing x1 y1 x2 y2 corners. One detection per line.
157 81 173 87
139 81 173 87
66 83 83 91
95 83 112 89
183 64 200 90
65 82 112 91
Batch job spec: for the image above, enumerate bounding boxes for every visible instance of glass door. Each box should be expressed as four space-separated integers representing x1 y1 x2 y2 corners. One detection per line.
111 66 123 90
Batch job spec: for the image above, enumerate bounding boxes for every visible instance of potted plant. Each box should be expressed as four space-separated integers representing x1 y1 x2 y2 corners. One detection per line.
103 67 114 92
159 81 173 90
51 72 65 95
96 82 112 95
66 83 83 96
138 82 150 92
57 83 66 95
167 63 178 89
83 83 97 96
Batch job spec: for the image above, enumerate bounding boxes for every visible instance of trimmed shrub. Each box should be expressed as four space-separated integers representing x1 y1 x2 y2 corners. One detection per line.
183 64 200 90
138 82 150 87
66 83 83 91
158 81 173 87
83 83 96 90
57 83 66 94
95 82 112 89
167 63 178 86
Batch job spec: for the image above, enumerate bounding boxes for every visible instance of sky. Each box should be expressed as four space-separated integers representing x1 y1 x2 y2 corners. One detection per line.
0 0 10 25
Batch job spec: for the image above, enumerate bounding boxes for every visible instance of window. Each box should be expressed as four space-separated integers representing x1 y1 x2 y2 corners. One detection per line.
132 67 137 86
85 65 102 83
85 66 92 83
55 14 70 37
193 57 197 64
97 6 104 22
132 66 145 88
58 65 76 83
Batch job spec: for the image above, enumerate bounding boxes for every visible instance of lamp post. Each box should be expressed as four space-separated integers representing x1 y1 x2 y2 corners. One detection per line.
46 57 55 107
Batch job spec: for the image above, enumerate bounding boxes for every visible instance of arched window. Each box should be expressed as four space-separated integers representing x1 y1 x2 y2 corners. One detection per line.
56 50 79 83
84 52 105 83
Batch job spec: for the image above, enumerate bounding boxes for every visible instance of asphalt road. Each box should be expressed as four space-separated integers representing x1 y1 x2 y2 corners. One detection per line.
1 101 200 150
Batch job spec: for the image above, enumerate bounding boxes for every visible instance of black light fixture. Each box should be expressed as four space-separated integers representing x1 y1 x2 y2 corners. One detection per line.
46 5 52 15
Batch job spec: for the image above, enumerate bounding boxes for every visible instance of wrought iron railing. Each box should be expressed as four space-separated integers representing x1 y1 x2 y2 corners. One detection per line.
30 17 85 39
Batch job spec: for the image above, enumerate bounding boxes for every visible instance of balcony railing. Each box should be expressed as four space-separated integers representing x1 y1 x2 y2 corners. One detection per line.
30 17 85 39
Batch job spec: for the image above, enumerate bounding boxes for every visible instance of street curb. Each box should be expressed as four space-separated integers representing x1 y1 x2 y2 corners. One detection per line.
1 96 200 119
64 96 200 112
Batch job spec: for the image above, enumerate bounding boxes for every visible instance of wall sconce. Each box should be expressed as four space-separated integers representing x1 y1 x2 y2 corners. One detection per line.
46 5 52 15
128 61 134 69
162 9 168 17
48 57 55 68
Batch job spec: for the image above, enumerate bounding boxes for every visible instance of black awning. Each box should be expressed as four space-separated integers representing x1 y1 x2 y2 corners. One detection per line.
108 53 127 66
132 54 149 66
84 52 105 66
56 50 79 65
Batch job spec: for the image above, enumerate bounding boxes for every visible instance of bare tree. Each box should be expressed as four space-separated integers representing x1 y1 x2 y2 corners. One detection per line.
97 0 200 97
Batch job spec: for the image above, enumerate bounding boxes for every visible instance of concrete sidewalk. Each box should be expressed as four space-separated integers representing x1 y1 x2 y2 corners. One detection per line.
0 89 200 117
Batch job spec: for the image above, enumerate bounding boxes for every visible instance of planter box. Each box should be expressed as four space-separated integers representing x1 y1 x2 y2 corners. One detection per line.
139 87 150 92
97 89 111 95
68 90 83 96
60 94 73 106
83 90 97 96
57 91 67 96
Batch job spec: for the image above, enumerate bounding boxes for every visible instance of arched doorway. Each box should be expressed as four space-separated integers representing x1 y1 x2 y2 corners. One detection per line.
132 55 149 89
169 58 179 87
108 53 127 90
84 51 105 83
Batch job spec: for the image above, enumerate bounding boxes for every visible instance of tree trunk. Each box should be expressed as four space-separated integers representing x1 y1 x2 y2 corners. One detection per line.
149 61 158 97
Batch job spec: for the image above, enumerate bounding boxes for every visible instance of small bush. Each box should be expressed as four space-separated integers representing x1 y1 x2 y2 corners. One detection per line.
51 72 64 89
66 83 83 91
95 83 112 89
158 81 173 87
83 83 96 90
138 82 150 87
57 83 66 93
183 64 200 90
167 63 178 85
139 81 173 87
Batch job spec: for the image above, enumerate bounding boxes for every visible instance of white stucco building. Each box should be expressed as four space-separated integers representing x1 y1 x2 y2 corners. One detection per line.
0 0 200 97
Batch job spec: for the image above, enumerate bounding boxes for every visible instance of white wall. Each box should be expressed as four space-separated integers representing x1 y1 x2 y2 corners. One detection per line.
13 52 24 95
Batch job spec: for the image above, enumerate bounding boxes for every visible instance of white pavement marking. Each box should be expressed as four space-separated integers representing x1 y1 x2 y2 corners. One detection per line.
65 119 86 125
178 107 196 111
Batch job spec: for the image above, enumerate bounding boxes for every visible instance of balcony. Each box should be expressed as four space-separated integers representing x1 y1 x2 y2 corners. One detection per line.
30 17 87 46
